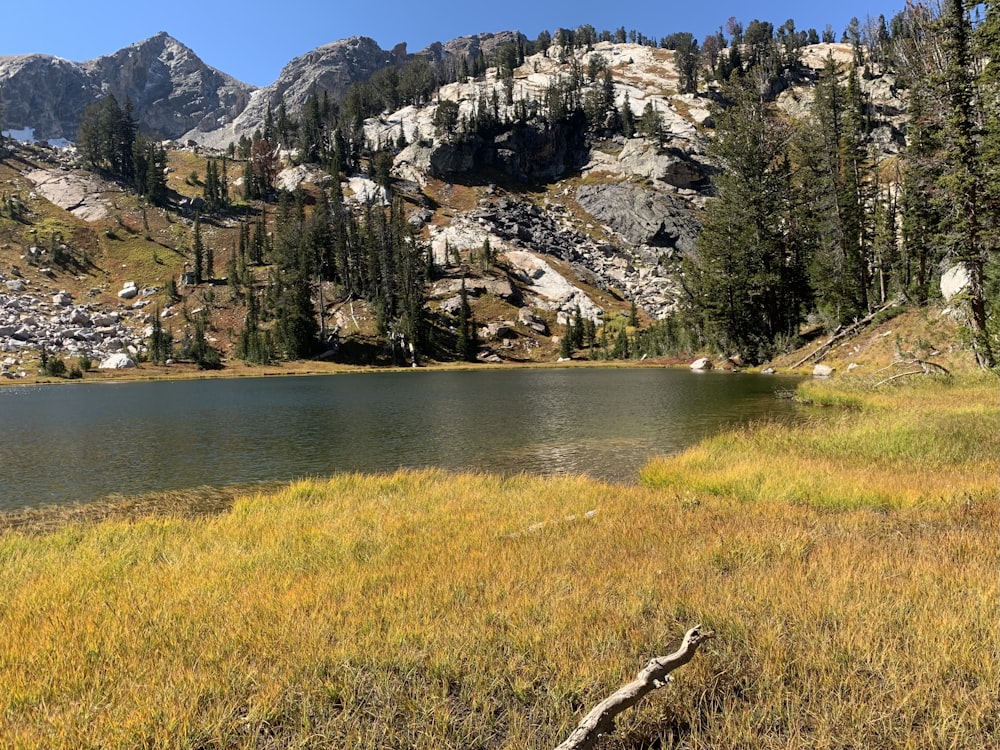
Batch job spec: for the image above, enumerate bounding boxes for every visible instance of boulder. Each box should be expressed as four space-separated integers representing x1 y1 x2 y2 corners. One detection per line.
118 282 138 300
517 307 548 334
99 353 136 369
68 308 91 326
5 280 26 292
812 364 835 378
614 138 707 188
940 264 970 301
690 357 713 371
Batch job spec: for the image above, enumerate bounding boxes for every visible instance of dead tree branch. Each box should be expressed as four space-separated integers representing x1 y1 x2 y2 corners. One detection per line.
873 358 952 387
554 625 715 750
791 300 901 369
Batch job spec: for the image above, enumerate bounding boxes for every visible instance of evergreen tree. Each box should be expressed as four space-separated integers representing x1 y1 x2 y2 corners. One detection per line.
685 78 808 363
571 305 585 349
147 309 173 364
672 33 701 94
185 310 222 370
192 215 204 285
620 93 635 137
939 0 994 367
456 280 476 361
800 57 876 324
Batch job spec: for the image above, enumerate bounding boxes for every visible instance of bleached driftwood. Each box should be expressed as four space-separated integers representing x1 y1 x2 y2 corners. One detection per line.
554 624 715 750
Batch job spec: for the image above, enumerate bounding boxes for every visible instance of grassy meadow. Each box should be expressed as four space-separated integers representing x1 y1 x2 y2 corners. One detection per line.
0 375 996 749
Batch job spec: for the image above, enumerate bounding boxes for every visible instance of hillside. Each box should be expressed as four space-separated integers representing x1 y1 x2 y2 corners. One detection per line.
0 23 989 380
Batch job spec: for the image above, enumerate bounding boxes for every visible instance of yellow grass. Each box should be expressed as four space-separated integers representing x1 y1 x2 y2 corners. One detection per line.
642 374 998 510
0 377 996 748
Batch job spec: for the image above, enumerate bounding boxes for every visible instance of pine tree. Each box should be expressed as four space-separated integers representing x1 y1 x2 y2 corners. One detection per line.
685 78 808 363
148 308 173 364
800 57 876 324
620 93 635 137
192 215 204 285
939 0 993 367
457 280 476 361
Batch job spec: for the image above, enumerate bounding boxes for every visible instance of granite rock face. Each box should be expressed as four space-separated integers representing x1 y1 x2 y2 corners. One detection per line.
575 183 700 255
0 32 253 142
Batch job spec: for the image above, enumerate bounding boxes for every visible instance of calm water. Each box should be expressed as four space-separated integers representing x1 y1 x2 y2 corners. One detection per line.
0 368 801 511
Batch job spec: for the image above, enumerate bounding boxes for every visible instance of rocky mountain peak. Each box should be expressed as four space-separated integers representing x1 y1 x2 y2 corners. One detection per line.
0 32 254 142
420 31 522 64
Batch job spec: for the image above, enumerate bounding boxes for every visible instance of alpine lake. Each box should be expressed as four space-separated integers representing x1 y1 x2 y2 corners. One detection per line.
0 367 802 512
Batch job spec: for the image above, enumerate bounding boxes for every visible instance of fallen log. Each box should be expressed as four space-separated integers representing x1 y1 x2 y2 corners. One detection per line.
554 625 715 750
790 300 902 369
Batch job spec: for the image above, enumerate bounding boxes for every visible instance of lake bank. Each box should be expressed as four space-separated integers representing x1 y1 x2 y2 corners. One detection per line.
0 374 996 748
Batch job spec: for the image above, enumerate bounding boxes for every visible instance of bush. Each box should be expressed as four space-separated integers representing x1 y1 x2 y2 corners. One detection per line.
44 356 67 377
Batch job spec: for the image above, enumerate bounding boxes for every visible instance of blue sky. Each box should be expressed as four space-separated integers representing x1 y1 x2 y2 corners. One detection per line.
2 1 904 87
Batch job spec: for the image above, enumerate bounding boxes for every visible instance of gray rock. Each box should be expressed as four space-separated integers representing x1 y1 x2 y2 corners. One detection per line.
68 308 91 325
5 280 26 292
517 308 548 334
99 353 136 369
614 138 707 188
576 183 699 254
0 33 253 142
940 264 970 301
690 357 713 371
813 364 835 378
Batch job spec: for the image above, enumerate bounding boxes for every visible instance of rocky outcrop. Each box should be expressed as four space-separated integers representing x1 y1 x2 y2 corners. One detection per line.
575 183 699 255
600 138 709 189
0 55 98 142
0 33 253 142
436 195 683 319
426 115 591 182
420 32 522 66
187 36 395 147
24 168 121 222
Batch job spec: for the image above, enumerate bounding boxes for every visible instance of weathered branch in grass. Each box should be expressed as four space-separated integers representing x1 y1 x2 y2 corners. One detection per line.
554 625 715 750
873 358 952 387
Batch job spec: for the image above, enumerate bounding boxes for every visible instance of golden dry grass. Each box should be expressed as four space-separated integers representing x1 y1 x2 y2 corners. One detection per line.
0 376 996 749
642 374 998 510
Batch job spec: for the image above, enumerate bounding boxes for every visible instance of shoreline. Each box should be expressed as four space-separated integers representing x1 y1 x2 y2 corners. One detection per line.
0 354 763 388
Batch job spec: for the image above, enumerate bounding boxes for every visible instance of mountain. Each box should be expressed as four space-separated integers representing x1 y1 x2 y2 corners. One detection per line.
0 32 253 142
0 31 522 146
190 36 402 148
2 29 941 374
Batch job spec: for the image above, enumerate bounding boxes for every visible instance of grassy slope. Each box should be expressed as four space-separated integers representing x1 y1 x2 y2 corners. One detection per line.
0 375 996 749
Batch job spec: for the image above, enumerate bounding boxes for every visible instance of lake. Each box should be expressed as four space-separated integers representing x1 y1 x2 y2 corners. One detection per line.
0 368 802 511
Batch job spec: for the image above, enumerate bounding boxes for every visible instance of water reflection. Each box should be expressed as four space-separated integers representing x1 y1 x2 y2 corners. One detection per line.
0 369 801 510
